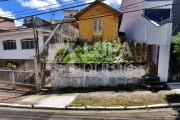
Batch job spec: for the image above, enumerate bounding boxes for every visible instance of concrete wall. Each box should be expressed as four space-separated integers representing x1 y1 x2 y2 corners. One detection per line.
50 63 146 88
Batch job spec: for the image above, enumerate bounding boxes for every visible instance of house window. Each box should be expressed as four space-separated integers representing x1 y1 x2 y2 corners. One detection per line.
3 40 17 50
21 38 34 49
94 20 102 32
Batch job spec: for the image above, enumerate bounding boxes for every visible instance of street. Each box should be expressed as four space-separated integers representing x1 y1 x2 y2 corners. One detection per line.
0 107 180 120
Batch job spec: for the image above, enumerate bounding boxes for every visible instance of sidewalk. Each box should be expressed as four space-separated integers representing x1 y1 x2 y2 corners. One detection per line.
0 84 180 110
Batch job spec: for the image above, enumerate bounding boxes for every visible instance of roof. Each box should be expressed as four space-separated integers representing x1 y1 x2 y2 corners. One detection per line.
0 27 52 36
0 16 14 22
62 10 79 13
74 1 122 19
70 22 79 30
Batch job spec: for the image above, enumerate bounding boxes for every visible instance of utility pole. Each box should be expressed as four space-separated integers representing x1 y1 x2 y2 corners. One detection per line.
32 16 40 92
36 30 40 60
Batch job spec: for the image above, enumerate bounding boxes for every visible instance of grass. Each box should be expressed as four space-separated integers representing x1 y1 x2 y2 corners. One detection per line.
70 93 180 107
71 96 147 107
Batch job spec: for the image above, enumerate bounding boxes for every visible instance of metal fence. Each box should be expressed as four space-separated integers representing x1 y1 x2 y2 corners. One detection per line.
0 69 36 89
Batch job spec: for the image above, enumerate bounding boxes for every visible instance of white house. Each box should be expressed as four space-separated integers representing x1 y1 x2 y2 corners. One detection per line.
0 27 52 68
120 0 177 82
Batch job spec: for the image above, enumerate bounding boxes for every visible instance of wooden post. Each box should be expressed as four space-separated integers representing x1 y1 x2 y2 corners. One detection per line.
32 16 40 92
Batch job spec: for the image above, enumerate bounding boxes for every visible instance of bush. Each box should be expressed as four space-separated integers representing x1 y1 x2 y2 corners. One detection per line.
7 63 17 70
61 40 127 63
53 46 66 62
62 53 76 63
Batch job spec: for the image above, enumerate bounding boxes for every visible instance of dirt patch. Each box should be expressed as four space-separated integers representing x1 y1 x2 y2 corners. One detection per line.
70 91 179 107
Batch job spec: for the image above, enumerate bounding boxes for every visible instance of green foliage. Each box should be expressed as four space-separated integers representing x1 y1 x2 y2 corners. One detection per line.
74 45 84 54
173 33 180 60
145 64 157 75
169 33 180 80
62 40 129 63
62 53 77 63
104 57 112 63
7 63 17 70
53 46 66 62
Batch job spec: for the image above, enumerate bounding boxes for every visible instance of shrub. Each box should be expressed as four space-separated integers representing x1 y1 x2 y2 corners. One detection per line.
53 46 66 62
7 63 17 70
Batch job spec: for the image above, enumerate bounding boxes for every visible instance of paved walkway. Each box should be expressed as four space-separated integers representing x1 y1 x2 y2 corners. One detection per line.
167 84 180 93
0 83 180 107
17 93 78 106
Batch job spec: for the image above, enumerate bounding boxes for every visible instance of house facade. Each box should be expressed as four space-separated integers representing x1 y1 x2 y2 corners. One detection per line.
0 27 52 68
75 1 122 42
120 0 180 82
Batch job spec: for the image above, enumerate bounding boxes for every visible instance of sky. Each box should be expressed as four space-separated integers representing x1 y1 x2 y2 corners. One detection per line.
0 0 122 26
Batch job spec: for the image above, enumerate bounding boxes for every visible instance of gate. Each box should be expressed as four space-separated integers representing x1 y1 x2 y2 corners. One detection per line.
0 62 44 91
0 70 36 90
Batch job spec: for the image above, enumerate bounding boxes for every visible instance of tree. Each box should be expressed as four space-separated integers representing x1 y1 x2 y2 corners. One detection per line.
173 33 180 60
169 33 180 80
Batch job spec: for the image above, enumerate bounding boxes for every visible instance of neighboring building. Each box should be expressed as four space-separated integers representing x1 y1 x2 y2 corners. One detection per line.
120 0 179 82
74 1 122 42
0 18 52 68
62 10 79 22
0 17 16 32
23 17 51 29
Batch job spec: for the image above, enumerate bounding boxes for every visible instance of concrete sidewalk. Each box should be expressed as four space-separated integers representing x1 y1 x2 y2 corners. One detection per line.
0 84 180 109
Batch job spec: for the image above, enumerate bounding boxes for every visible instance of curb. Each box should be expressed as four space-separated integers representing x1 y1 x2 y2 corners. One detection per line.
147 104 169 108
1 103 180 110
66 106 86 110
170 103 180 107
126 106 146 109
0 103 32 108
86 106 106 110
33 105 66 109
105 106 125 110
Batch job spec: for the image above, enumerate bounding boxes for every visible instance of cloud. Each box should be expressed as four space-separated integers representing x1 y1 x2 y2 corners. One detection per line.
0 8 14 18
0 8 23 26
86 0 122 5
61 0 74 2
17 0 60 10
15 20 23 26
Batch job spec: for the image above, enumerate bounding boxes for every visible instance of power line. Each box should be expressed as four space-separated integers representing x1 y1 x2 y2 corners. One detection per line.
4 1 87 18
121 2 157 11
0 0 105 23
0 0 178 29
0 0 9 2
120 1 145 9
122 1 179 14
0 0 89 18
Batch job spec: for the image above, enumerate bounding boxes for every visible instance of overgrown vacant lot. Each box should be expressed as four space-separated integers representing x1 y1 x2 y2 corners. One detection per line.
70 90 180 107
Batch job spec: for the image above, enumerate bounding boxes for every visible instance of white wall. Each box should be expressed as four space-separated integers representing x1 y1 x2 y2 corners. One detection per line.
63 10 79 17
0 31 45 59
120 0 173 82
120 0 173 45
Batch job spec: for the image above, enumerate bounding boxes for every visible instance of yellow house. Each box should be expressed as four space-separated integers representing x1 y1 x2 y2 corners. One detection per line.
74 1 122 42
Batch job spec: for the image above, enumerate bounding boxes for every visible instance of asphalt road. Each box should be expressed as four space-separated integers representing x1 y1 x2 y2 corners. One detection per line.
0 107 180 120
